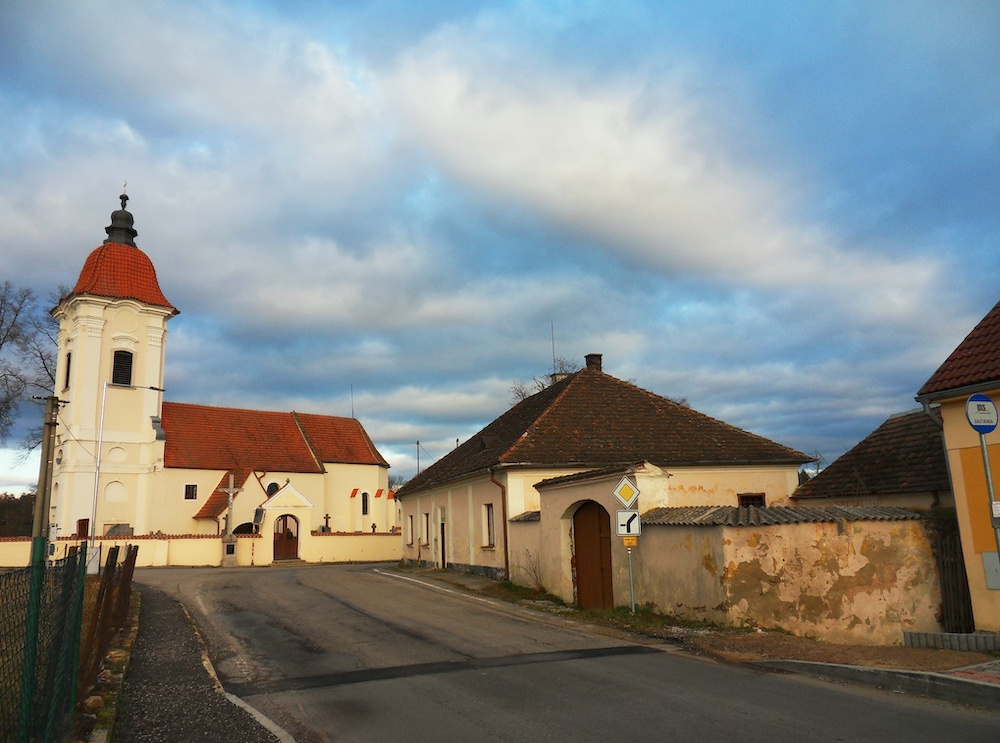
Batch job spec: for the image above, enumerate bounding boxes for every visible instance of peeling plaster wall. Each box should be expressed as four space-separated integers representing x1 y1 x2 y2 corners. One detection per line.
638 520 941 645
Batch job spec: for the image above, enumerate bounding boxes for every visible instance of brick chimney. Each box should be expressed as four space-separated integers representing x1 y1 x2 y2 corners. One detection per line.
584 353 602 372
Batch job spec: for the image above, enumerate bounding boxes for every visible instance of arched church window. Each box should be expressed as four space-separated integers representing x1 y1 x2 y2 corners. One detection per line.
362 492 369 515
112 350 133 386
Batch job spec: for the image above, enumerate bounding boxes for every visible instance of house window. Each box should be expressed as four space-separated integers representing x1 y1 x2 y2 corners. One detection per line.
483 503 496 547
422 512 430 544
362 491 369 515
111 350 133 386
184 484 198 500
738 493 766 508
64 352 72 390
407 515 414 545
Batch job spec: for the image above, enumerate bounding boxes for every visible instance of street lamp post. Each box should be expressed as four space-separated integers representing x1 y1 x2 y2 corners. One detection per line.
88 381 164 573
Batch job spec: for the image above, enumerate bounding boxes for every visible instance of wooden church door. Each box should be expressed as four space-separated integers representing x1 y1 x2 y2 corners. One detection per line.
273 515 299 560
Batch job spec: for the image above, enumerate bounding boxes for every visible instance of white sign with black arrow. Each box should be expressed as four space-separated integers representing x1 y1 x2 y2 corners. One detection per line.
616 509 641 536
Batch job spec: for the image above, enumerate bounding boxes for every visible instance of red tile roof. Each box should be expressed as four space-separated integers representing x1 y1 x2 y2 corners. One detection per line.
295 412 389 467
918 298 1000 398
69 241 177 313
397 367 809 496
194 468 255 520
161 402 388 518
792 409 950 501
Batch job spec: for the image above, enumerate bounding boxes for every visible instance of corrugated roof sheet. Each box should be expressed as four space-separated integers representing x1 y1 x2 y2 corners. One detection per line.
792 409 950 500
918 298 1000 398
397 367 809 496
642 505 923 527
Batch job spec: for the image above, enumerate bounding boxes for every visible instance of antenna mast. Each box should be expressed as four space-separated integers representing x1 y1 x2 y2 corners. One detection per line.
551 321 556 375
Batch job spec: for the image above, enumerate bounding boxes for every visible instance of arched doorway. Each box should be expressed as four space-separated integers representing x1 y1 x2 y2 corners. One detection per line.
573 501 613 609
273 514 299 560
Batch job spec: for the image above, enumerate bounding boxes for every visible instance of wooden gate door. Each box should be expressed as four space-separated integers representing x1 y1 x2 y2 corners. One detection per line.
934 529 975 633
574 501 613 609
273 514 299 560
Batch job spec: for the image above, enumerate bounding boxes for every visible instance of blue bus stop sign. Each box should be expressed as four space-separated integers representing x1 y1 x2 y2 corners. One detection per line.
967 393 999 435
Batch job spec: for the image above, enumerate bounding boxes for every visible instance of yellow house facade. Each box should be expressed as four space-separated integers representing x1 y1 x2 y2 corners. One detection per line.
917 297 1000 631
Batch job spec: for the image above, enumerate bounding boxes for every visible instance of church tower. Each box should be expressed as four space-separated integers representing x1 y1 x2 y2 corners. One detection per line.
50 195 178 541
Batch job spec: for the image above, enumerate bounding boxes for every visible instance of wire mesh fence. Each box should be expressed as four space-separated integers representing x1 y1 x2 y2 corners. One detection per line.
0 545 87 743
0 542 140 742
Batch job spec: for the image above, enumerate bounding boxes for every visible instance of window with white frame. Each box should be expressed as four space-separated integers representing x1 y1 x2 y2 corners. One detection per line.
422 512 430 545
483 503 496 547
407 515 414 545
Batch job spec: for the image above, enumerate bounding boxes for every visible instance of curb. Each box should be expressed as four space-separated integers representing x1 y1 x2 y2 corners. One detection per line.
751 660 1000 710
177 602 297 743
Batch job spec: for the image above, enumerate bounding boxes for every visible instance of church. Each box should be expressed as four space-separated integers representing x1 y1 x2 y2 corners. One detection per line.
45 195 399 566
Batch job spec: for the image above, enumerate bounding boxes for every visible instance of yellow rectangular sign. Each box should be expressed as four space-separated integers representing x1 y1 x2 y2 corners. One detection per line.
623 536 637 547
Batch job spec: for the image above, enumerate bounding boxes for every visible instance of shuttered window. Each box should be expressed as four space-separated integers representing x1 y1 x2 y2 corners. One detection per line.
112 350 133 386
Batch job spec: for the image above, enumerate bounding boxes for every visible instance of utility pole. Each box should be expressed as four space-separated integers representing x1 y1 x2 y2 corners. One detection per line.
31 396 61 547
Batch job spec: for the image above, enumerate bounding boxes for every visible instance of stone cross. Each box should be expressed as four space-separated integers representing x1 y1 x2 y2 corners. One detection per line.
218 473 243 536
323 513 331 531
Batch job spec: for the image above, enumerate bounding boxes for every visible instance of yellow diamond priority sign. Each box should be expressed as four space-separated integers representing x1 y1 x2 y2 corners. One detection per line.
613 476 639 508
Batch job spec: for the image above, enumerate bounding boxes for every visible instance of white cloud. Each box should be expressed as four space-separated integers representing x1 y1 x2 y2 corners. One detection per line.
386 30 941 326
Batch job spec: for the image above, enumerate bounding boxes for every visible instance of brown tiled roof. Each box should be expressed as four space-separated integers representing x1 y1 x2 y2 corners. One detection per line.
397 367 809 496
918 298 1000 398
643 504 923 527
792 409 949 501
69 242 177 313
161 402 388 518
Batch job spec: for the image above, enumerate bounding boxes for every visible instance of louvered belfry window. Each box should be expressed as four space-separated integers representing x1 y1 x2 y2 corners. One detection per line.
112 350 133 386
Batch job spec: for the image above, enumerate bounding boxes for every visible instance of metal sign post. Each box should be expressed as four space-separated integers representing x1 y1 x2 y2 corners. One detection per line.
967 394 1000 556
627 546 635 613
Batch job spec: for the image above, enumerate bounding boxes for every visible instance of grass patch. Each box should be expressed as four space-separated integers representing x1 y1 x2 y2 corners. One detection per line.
473 582 731 640
477 581 564 605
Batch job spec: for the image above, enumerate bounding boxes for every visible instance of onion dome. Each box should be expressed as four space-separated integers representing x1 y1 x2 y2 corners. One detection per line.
67 194 178 314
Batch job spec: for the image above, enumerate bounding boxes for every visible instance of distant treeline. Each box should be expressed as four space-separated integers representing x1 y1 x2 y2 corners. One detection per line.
0 492 34 536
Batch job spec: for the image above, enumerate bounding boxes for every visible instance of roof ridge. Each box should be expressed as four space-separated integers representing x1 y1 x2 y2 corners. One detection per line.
292 411 326 473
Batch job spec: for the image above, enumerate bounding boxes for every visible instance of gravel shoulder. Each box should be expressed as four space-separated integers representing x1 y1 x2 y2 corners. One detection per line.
115 587 279 743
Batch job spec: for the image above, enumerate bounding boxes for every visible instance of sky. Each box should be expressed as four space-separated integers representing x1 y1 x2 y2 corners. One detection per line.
1 0 999 492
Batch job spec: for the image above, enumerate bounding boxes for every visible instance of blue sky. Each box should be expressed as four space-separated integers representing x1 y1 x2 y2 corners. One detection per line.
2 0 998 490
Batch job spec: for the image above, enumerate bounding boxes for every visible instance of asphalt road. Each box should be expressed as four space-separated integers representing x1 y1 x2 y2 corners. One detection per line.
135 564 1000 743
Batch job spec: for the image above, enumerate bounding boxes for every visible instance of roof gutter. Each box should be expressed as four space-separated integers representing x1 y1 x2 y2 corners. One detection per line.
490 468 510 581
917 379 1000 405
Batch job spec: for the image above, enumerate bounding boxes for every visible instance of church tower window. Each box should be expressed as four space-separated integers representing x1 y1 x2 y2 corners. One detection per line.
112 349 133 386
64 352 72 390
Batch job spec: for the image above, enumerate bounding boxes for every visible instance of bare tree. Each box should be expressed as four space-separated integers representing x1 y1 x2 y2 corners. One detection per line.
509 356 582 404
0 282 60 448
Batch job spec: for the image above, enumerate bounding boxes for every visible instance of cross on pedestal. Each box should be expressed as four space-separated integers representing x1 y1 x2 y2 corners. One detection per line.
323 513 331 531
218 473 243 536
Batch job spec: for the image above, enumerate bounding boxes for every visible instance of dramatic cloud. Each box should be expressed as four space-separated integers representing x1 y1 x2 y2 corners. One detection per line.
1 1 997 486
